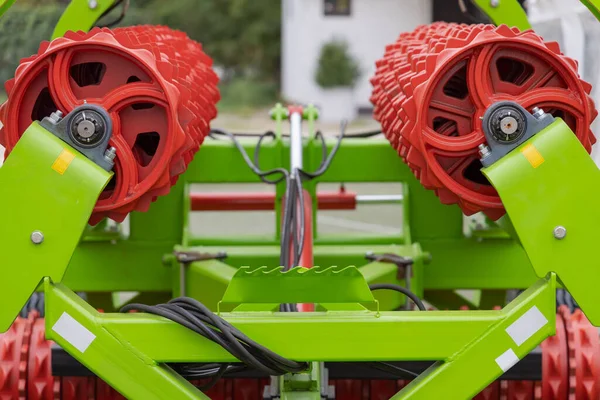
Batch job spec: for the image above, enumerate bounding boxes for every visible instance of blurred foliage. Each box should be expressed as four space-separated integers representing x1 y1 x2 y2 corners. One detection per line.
218 77 279 114
0 3 65 86
0 0 281 112
146 0 281 81
315 39 360 88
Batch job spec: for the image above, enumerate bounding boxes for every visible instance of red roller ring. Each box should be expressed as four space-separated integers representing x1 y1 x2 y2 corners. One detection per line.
371 23 597 218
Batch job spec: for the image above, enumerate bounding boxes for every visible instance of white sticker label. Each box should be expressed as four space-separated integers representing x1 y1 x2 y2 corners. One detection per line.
506 306 548 346
495 348 519 372
51 312 96 353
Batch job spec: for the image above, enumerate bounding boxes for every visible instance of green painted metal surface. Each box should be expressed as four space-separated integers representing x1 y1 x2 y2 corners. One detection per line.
0 0 16 18
472 0 531 30
280 362 322 400
219 266 377 311
395 276 556 399
0 123 111 332
52 0 116 39
582 0 600 20
45 280 208 400
484 119 600 325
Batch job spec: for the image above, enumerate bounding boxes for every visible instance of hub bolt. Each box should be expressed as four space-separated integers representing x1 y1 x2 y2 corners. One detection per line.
478 143 492 159
553 226 567 240
30 231 44 245
104 146 117 162
532 107 546 120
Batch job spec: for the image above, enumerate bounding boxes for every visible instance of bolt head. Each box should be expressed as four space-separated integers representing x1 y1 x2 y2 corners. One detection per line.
30 231 44 245
88 0 98 9
490 0 500 7
553 226 567 240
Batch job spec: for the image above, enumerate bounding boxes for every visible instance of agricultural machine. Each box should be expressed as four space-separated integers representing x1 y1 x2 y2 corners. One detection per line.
2 0 600 398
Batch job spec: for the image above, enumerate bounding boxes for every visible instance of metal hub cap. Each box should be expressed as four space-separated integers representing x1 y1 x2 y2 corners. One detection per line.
69 109 106 147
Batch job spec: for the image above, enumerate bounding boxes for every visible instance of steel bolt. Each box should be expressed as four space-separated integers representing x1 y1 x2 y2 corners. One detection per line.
532 107 546 120
30 231 44 245
48 110 63 124
553 226 567 240
104 146 117 162
88 0 98 9
478 143 492 159
490 0 500 7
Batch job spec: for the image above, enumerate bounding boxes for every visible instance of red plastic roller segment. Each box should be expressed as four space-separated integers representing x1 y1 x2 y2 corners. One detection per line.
371 23 597 219
0 26 219 223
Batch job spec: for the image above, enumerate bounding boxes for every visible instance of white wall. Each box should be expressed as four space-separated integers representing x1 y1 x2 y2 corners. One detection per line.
281 0 432 110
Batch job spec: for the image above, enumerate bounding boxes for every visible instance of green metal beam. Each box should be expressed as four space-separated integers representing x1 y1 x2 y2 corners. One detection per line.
471 0 531 30
0 123 111 332
52 0 116 39
44 280 207 400
581 0 600 20
483 118 600 325
394 276 556 399
0 0 16 18
100 309 500 363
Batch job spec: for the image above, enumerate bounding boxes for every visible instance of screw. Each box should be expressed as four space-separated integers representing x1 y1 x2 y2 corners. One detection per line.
48 110 63 124
478 143 492 159
553 226 567 240
104 147 117 162
30 231 44 245
532 107 546 120
88 0 98 9
490 0 500 7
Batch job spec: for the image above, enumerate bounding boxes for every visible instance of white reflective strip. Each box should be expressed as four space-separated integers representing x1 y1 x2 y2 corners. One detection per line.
495 349 519 372
51 312 96 353
506 306 548 346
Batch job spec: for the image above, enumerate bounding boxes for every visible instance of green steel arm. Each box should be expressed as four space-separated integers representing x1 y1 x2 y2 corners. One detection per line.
581 0 600 20
44 279 207 400
394 275 555 399
471 0 531 30
52 0 116 39
44 275 556 399
0 122 111 332
0 0 16 19
483 118 600 325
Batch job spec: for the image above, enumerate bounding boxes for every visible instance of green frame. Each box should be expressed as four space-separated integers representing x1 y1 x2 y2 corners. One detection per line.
1 0 600 398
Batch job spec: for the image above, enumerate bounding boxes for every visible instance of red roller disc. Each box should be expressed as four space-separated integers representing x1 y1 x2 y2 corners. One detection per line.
0 26 219 223
372 23 597 218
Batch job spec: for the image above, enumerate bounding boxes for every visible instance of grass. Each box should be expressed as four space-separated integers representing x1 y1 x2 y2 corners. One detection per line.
217 77 279 116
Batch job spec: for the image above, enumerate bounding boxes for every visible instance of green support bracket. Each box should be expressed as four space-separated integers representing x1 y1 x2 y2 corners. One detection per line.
483 118 600 325
52 0 116 39
0 122 111 332
471 0 531 30
219 265 378 312
279 362 323 400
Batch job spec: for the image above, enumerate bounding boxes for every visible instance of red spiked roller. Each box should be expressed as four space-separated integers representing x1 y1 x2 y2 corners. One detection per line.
371 23 597 219
0 26 219 223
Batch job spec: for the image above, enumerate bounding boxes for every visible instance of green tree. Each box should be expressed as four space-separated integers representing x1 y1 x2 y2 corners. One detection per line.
147 0 281 81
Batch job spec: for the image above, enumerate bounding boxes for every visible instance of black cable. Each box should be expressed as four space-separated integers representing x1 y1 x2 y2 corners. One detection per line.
298 121 346 180
365 361 420 378
122 298 308 375
342 129 382 139
95 0 130 28
369 283 426 311
210 128 288 184
292 169 305 267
